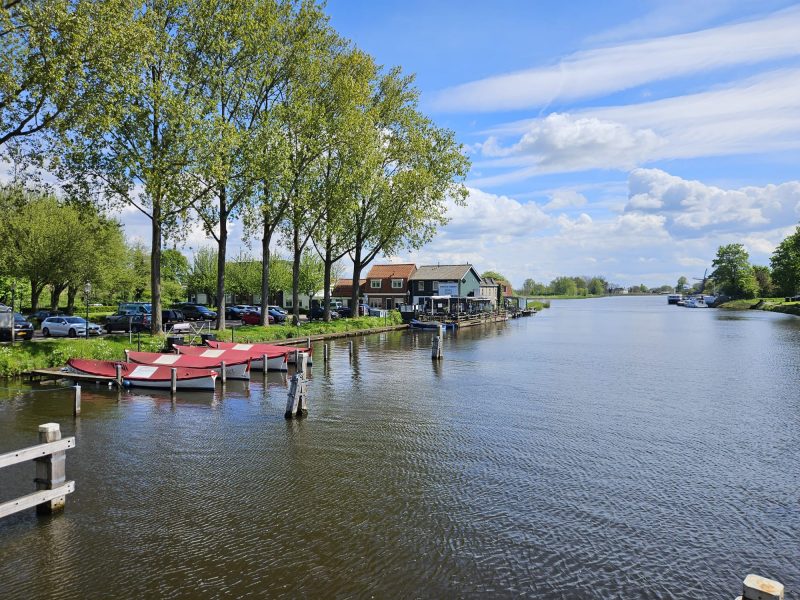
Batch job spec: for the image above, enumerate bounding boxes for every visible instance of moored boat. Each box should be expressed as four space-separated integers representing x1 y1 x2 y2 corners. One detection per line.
684 296 708 308
174 345 288 372
205 340 312 366
126 351 251 380
67 358 217 390
667 294 683 304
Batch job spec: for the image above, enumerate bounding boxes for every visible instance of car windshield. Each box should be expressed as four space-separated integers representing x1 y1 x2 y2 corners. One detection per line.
13 313 26 322
65 317 86 324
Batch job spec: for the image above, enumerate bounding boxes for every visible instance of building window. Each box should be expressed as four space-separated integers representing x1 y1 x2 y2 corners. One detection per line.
432 281 439 292
391 279 403 289
371 279 381 289
418 281 425 292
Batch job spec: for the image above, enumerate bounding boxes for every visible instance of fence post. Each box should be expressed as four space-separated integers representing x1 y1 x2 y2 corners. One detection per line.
73 385 81 416
34 423 67 514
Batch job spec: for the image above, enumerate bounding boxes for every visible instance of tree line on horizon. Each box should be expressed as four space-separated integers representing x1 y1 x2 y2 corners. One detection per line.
1 0 469 331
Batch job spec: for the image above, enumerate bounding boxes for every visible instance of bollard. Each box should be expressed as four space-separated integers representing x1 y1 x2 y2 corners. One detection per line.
736 574 784 600
35 423 67 514
220 360 226 384
170 368 177 395
115 363 122 387
323 343 328 363
73 385 81 416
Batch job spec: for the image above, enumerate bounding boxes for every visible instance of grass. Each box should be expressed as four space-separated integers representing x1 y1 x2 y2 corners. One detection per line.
0 313 405 378
717 297 800 316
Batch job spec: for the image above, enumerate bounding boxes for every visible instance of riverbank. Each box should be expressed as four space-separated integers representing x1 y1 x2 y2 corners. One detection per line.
0 314 405 378
717 298 800 317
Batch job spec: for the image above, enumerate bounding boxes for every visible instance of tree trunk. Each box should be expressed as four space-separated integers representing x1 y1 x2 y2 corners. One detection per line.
260 218 272 326
150 206 163 334
49 285 62 312
66 285 78 315
350 245 362 314
215 187 228 331
291 226 301 326
323 240 332 322
30 280 43 312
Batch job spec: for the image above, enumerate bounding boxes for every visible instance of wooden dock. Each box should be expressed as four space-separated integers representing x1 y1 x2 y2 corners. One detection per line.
26 368 119 387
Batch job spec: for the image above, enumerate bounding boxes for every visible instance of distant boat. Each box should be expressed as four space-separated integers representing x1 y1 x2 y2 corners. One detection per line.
126 351 250 380
67 358 217 390
409 319 455 330
174 345 288 372
205 340 312 365
667 294 683 304
684 297 708 308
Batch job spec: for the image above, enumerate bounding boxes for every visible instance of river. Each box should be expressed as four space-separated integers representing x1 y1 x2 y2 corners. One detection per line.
1 296 798 598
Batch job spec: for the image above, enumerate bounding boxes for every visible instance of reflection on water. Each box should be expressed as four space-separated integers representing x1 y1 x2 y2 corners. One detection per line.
1 296 798 599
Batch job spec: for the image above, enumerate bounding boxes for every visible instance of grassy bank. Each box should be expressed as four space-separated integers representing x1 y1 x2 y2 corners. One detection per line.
717 298 800 317
0 313 404 378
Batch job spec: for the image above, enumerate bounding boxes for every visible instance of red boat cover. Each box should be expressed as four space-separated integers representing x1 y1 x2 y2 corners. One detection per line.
173 345 287 363
68 358 217 381
206 340 311 355
127 351 250 370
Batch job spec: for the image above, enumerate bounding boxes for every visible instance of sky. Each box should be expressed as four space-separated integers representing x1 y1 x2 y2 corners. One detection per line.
6 0 800 288
322 0 800 287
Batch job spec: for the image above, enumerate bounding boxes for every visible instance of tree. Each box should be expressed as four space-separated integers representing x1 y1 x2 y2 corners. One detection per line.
588 277 607 295
482 270 507 282
57 0 208 333
227 253 262 303
298 249 324 304
187 247 218 306
711 243 759 299
751 265 774 298
770 227 800 296
676 276 688 292
550 276 577 296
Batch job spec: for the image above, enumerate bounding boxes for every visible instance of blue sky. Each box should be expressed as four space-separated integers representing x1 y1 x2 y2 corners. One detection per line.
323 0 800 287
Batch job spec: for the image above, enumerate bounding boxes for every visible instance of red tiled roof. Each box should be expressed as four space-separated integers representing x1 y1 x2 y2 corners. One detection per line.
332 278 365 296
365 263 417 279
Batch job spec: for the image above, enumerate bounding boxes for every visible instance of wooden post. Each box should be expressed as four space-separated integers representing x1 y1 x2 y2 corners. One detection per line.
431 335 443 360
323 343 328 363
170 368 177 395
262 353 268 374
115 363 122 388
299 352 308 373
306 336 311 349
736 574 784 600
349 340 353 357
294 349 299 366
220 360 226 384
73 385 81 416
34 423 67 514
285 374 300 418
124 349 130 362
298 376 308 416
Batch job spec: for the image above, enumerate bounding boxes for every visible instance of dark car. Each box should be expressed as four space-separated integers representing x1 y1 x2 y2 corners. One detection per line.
309 305 339 321
27 309 62 326
162 309 185 327
173 303 217 321
105 311 151 333
267 307 286 323
0 313 34 341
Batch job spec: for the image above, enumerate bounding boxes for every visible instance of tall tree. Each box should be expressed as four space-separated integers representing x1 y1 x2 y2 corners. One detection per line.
56 0 208 333
770 226 800 296
711 243 759 299
346 68 470 310
187 247 218 305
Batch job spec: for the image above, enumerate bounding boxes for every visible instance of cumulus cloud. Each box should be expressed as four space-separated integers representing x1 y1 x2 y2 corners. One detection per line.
625 168 800 235
432 5 800 112
543 189 587 211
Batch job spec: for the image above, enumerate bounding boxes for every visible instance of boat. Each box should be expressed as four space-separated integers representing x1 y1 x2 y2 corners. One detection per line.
126 351 251 380
174 345 288 372
684 296 708 308
205 340 312 365
409 319 456 330
67 358 217 390
667 294 683 305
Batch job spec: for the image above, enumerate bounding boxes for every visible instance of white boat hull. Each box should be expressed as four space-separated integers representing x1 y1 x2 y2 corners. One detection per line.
250 355 289 372
122 376 217 391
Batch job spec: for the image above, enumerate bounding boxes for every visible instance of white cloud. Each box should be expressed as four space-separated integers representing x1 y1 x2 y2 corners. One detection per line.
543 189 587 211
432 6 800 112
626 168 800 235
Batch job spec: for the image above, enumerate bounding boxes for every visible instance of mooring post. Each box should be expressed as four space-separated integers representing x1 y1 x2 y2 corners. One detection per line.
34 423 67 514
294 349 299 367
298 376 308 416
262 353 268 374
431 335 443 360
348 339 353 358
73 385 81 417
323 343 328 363
285 373 301 418
124 349 130 362
220 360 226 384
115 363 122 388
735 574 784 600
170 368 177 396
299 352 308 373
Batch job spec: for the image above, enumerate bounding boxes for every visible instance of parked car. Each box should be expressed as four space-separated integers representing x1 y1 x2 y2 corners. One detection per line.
0 303 10 313
266 307 286 323
335 306 353 318
240 312 275 325
105 312 151 333
268 305 286 315
0 313 34 341
309 305 339 321
118 302 152 315
41 316 103 337
27 309 63 325
173 303 217 321
162 309 186 327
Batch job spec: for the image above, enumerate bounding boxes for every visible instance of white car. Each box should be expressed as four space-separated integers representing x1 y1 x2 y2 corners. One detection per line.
0 303 10 313
41 316 103 337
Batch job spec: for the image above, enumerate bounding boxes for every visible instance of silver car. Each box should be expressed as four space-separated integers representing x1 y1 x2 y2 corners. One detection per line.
41 316 103 337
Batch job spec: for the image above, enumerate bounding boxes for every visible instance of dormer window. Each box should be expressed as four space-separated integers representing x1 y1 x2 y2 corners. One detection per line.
370 279 381 289
391 279 403 289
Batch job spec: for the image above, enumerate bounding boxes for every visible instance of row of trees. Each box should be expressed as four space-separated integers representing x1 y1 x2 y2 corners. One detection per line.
3 0 469 332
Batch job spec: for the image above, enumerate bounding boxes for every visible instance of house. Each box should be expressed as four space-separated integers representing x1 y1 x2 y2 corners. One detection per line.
479 277 501 307
498 280 514 297
363 263 417 309
331 278 365 307
409 264 482 304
